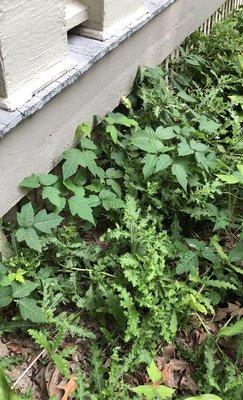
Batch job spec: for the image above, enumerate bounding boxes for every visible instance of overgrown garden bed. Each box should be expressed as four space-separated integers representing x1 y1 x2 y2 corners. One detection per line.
0 9 243 400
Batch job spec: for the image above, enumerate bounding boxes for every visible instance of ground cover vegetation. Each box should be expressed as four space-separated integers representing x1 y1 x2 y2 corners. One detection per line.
0 8 243 400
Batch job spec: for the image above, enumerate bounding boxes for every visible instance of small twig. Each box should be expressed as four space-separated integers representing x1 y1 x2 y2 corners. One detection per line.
11 349 47 390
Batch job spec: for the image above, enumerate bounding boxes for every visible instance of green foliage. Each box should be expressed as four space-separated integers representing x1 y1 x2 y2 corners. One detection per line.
132 361 175 400
0 367 30 400
1 8 243 400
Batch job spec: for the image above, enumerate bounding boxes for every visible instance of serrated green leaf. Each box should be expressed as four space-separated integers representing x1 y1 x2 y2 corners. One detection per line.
42 186 62 208
171 162 188 191
12 281 38 299
34 210 63 234
155 385 175 399
62 149 97 180
20 175 40 189
105 168 123 179
197 116 220 133
229 241 243 262
190 140 208 152
131 135 165 153
142 154 157 179
99 189 124 211
18 298 47 323
218 318 243 337
177 90 196 103
216 174 239 184
106 125 119 143
105 112 137 127
0 287 12 307
106 179 122 197
178 141 194 156
17 203 34 228
156 126 176 140
131 385 154 399
147 361 161 383
176 251 199 275
16 228 42 252
80 137 97 150
38 174 59 186
69 196 96 224
155 154 173 172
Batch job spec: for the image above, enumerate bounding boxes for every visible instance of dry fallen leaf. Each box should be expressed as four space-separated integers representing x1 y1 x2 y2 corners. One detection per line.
59 377 77 400
215 303 243 322
0 341 9 358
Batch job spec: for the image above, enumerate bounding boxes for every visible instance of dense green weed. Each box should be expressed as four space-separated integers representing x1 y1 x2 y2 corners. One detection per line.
0 8 243 400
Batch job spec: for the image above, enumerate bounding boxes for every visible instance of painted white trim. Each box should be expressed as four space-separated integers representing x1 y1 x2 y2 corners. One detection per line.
65 0 88 31
0 58 75 111
76 6 148 40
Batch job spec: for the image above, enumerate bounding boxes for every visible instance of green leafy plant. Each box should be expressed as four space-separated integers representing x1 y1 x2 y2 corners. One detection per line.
132 361 175 399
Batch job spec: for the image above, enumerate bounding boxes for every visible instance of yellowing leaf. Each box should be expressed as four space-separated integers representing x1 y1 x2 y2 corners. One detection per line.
147 361 161 383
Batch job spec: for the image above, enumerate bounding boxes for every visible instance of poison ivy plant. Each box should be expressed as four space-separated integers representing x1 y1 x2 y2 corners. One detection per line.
16 202 63 251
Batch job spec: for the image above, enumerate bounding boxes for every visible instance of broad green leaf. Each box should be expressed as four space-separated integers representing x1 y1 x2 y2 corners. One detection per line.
18 298 47 323
155 385 175 399
131 136 165 153
190 140 208 152
185 395 222 400
20 174 40 189
0 287 12 307
0 263 7 275
229 95 243 105
105 112 137 127
12 281 38 299
229 241 243 262
176 251 199 275
64 179 85 196
155 154 173 172
171 162 188 191
106 179 122 197
178 141 194 156
197 116 220 133
34 210 63 233
237 163 243 175
147 361 161 383
17 203 34 228
105 168 123 179
80 137 97 150
106 125 119 143
42 186 62 208
239 54 243 71
62 149 97 180
75 122 92 141
156 126 176 140
38 174 59 186
132 385 154 399
16 228 42 252
99 189 124 211
218 318 243 337
177 90 196 103
69 196 96 224
142 154 157 179
216 174 239 184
